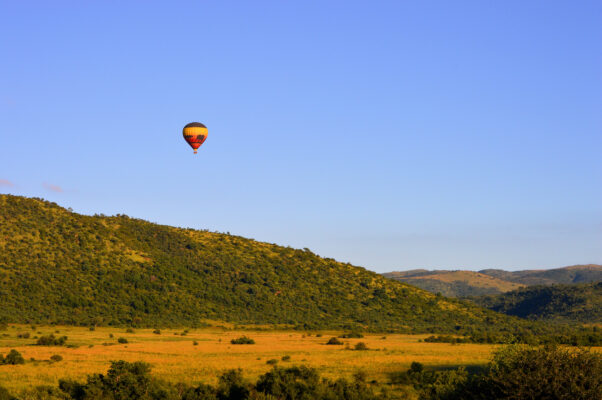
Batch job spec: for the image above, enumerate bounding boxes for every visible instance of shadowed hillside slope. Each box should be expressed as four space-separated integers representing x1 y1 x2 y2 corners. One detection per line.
0 195 519 333
469 282 602 323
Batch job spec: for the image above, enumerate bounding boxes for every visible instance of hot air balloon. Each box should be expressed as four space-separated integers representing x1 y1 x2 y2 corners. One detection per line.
183 122 208 154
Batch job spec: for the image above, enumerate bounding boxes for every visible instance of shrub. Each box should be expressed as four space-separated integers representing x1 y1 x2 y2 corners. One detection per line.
424 335 470 344
445 345 602 400
153 329 161 335
217 368 249 400
340 332 364 338
388 359 468 397
117 337 128 344
60 360 157 400
255 365 376 400
410 361 423 374
36 334 67 346
354 342 368 351
50 355 63 362
266 359 278 365
17 332 30 339
125 328 134 333
4 349 25 365
326 337 343 345
231 336 254 344
281 355 291 361
193 341 199 346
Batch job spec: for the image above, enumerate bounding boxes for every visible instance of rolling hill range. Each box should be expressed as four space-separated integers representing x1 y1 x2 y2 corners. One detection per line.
0 194 524 334
468 282 602 324
384 265 602 297
479 265 602 286
382 270 525 297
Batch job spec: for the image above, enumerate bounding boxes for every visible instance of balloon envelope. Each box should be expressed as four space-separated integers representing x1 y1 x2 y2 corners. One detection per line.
183 122 208 154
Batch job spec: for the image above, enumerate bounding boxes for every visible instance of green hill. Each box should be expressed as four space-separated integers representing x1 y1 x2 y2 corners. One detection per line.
384 265 602 297
0 194 515 333
468 282 602 324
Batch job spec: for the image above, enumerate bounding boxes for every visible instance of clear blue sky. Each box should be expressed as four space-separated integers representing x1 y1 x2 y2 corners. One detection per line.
1 1 600 272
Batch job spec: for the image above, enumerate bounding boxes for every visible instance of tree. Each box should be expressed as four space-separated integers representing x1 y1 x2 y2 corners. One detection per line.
3 350 24 365
444 345 602 400
217 369 249 400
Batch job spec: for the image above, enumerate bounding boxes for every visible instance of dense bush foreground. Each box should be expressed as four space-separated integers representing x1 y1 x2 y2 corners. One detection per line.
0 345 599 400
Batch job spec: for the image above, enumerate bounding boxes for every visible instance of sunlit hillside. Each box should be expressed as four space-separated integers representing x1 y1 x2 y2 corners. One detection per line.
383 271 525 297
0 194 516 334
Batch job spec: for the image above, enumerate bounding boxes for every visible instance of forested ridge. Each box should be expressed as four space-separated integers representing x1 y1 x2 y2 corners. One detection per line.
0 195 599 344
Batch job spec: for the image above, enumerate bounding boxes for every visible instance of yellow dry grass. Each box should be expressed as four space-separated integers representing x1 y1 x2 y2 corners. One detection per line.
0 325 498 392
406 271 525 292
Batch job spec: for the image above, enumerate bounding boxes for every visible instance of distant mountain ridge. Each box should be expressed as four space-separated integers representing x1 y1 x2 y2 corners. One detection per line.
479 265 602 286
383 265 602 297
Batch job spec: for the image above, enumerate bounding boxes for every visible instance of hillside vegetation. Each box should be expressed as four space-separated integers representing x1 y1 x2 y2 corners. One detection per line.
384 265 602 297
469 282 602 324
0 195 520 334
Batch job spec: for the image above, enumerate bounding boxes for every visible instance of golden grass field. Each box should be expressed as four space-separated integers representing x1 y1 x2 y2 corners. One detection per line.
0 325 498 392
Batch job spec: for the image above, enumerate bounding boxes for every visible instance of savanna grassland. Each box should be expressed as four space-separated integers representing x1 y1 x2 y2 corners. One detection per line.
0 325 496 393
2 195 602 398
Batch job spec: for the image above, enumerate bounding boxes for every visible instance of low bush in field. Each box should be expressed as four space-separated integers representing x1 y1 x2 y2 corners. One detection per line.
326 337 343 345
339 332 364 338
36 334 67 346
354 342 368 350
424 335 471 344
230 336 255 344
0 350 25 365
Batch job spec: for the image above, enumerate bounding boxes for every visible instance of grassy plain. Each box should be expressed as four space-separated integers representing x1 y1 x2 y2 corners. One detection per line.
0 325 498 392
